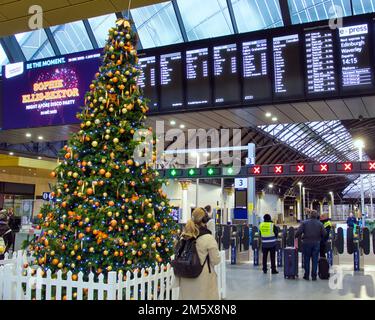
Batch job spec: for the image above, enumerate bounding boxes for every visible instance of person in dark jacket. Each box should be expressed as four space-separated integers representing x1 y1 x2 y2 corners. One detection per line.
259 214 279 274
295 211 326 281
0 210 13 259
346 212 357 228
319 214 332 258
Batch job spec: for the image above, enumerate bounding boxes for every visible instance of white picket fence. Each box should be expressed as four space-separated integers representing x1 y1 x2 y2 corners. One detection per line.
0 251 226 300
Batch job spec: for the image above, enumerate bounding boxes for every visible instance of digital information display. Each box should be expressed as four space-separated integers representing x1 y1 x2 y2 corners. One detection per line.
160 52 184 109
213 43 241 104
186 48 210 106
339 24 373 90
2 50 101 130
305 30 337 94
137 55 158 109
273 34 304 98
242 39 271 102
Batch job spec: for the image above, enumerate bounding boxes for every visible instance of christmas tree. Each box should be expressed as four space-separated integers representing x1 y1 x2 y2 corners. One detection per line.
30 18 177 277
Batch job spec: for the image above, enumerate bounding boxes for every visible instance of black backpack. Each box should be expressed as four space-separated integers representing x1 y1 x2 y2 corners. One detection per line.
172 232 211 278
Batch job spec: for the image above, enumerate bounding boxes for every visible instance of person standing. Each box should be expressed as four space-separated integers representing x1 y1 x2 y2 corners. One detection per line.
319 214 332 258
204 205 215 237
346 212 357 228
175 208 221 300
0 210 13 259
259 214 279 274
295 211 326 281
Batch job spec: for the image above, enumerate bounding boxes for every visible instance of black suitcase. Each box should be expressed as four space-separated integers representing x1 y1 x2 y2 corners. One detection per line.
318 257 330 280
284 247 298 279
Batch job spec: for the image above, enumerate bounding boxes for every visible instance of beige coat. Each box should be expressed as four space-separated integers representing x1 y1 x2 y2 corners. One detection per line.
176 234 221 300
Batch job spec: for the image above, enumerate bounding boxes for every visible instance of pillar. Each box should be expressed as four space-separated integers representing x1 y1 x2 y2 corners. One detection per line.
328 201 332 219
179 180 191 223
319 201 324 215
224 187 234 224
297 199 301 222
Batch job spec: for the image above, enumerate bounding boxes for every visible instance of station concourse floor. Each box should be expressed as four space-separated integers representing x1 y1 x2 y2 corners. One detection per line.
224 251 375 300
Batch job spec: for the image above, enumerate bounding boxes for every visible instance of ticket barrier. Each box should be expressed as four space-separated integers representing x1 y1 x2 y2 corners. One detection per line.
347 227 370 271
252 226 261 267
276 226 287 268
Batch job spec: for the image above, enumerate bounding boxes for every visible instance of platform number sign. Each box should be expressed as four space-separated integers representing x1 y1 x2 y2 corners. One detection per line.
235 178 247 189
42 192 54 201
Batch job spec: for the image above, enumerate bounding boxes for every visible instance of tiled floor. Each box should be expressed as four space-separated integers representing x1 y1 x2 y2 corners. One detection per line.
225 251 375 300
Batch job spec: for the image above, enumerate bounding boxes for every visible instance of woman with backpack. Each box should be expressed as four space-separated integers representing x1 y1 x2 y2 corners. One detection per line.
173 207 221 300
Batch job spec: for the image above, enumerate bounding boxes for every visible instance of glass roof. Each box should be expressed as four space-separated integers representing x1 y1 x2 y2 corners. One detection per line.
343 175 375 198
88 13 118 48
259 120 369 163
1 0 375 71
0 44 8 75
131 1 183 48
231 0 284 32
287 0 352 25
177 0 234 41
15 30 54 61
50 20 93 54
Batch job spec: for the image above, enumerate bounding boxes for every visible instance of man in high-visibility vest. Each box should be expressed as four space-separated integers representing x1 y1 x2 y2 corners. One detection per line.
319 213 332 258
259 214 279 274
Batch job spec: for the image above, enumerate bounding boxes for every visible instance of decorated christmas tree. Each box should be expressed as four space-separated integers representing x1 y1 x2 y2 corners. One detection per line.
30 18 177 277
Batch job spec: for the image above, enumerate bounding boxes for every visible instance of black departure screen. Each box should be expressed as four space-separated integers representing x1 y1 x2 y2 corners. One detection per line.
160 52 183 108
273 34 304 98
137 55 158 109
186 48 210 106
339 23 373 91
305 30 337 95
213 43 241 105
242 39 271 102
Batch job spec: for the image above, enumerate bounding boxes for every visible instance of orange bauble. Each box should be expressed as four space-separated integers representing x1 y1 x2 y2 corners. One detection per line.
108 201 115 207
37 213 43 219
78 233 85 239
64 153 71 159
127 159 134 166
105 172 112 178
52 259 59 266
110 220 117 227
86 188 94 195
61 202 67 208
99 169 106 175
50 171 56 178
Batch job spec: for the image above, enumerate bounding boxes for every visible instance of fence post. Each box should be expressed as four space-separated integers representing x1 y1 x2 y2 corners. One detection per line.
107 271 117 300
221 251 226 299
3 264 14 300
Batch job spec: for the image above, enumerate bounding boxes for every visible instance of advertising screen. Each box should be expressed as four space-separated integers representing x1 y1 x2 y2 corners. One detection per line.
339 23 374 92
213 43 241 105
242 39 271 102
305 29 337 96
160 51 184 109
2 50 102 130
273 34 304 99
186 48 210 106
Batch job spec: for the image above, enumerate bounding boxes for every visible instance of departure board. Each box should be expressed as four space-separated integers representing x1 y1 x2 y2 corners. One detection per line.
160 52 183 109
186 48 210 106
242 39 271 102
273 34 304 98
137 55 158 109
213 43 241 104
339 24 373 91
305 30 337 95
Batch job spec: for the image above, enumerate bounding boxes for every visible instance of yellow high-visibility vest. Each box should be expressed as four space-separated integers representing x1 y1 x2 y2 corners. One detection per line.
259 222 275 238
323 220 332 229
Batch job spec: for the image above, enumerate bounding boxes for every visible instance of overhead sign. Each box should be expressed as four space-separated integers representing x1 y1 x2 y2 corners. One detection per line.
235 178 247 189
42 192 54 201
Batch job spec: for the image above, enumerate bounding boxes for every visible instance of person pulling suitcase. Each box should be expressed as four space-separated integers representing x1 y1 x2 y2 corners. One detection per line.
295 211 326 281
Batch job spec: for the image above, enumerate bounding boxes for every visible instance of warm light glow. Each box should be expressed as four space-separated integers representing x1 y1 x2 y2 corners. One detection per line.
272 117 278 122
26 133 32 138
180 124 185 129
265 112 272 118
268 184 273 188
9 152 14 156
170 120 176 126
298 182 303 186
354 139 365 149
38 136 44 140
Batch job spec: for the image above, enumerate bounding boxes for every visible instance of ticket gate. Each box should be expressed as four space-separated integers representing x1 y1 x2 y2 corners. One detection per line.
347 227 370 271
252 226 261 266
